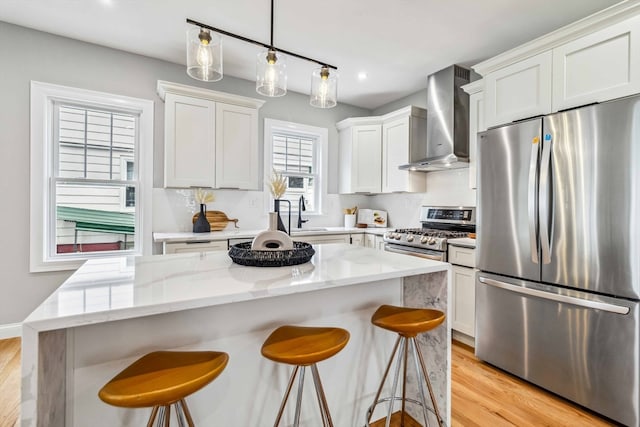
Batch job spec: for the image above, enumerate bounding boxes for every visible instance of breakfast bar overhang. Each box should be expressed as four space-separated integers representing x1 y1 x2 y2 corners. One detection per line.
21 244 451 426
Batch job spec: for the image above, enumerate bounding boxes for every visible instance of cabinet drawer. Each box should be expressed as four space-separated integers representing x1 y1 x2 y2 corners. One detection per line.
164 240 227 254
448 245 476 267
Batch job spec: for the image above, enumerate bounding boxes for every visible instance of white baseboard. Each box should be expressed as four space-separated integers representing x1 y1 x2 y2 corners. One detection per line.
452 330 475 348
0 323 22 339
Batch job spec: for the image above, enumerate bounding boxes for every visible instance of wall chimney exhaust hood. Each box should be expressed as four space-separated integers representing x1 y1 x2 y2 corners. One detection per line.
399 65 471 172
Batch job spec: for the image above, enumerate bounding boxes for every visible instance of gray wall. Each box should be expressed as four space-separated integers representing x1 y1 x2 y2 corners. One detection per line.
372 88 427 115
0 21 369 326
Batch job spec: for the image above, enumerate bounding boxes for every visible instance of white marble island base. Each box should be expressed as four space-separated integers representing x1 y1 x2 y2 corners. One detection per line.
21 244 450 426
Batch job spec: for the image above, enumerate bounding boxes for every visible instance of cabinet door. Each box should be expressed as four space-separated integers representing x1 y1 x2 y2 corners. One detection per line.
484 51 552 128
452 265 476 337
552 15 640 111
363 234 376 248
351 234 365 246
352 125 382 193
468 91 484 189
164 93 216 188
164 240 227 254
381 117 426 193
215 103 259 190
375 236 386 251
448 245 476 268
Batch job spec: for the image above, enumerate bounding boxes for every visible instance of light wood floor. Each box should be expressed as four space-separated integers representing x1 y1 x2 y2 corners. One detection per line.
0 338 616 426
0 338 20 427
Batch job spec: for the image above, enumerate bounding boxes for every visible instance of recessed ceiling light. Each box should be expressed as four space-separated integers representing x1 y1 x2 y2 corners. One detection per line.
357 72 368 81
99 0 114 6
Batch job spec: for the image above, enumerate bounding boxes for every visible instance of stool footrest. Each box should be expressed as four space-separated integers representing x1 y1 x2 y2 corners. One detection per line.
365 397 445 427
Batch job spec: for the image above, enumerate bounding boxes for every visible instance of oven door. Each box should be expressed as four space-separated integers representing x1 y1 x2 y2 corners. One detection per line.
384 243 446 261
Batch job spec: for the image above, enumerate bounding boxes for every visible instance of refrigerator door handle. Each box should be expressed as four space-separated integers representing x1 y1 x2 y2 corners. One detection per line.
528 136 540 264
539 134 553 264
479 277 630 314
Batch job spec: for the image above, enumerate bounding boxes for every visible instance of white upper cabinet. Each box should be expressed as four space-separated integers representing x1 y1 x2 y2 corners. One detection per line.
381 107 427 193
164 93 216 188
552 14 640 112
215 103 259 189
462 80 484 190
484 51 552 128
157 81 264 189
338 122 382 194
337 106 426 194
474 3 640 128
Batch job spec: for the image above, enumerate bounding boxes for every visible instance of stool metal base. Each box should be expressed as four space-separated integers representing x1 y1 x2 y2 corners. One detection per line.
365 336 445 427
147 399 195 427
273 364 334 427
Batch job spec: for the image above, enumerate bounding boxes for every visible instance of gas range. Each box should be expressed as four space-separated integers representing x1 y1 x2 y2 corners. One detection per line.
383 206 475 261
384 228 470 250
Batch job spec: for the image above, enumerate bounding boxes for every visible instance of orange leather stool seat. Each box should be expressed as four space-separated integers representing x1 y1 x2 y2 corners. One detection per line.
371 304 445 337
261 325 350 427
366 305 446 427
99 350 228 426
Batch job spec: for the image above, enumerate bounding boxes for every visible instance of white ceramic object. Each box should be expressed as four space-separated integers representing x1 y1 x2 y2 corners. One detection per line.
344 214 356 228
251 230 294 251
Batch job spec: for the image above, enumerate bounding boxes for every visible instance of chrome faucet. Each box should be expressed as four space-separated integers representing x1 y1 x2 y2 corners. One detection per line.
297 196 308 229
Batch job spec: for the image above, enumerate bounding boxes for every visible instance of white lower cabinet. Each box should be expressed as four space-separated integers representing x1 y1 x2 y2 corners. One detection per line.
351 234 365 246
448 245 476 338
164 240 228 254
294 234 351 245
363 234 385 250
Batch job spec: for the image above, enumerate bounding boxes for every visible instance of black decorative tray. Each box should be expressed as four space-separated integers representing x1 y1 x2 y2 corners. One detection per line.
228 242 315 267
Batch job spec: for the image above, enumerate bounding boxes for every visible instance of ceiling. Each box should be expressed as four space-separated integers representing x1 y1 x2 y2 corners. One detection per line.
0 0 621 109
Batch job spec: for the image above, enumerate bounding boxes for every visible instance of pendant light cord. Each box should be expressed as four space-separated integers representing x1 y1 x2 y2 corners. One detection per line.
270 0 274 48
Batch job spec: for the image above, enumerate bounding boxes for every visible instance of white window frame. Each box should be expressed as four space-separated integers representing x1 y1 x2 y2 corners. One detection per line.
263 118 328 216
30 81 153 272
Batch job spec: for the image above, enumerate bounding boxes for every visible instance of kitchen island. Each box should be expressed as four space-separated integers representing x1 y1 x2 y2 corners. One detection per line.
21 244 450 427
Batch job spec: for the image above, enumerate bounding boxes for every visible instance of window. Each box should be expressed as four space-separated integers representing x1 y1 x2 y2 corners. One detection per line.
30 82 153 272
264 119 328 215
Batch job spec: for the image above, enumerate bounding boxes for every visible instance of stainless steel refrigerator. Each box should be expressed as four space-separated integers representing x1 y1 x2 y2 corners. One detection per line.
476 94 640 426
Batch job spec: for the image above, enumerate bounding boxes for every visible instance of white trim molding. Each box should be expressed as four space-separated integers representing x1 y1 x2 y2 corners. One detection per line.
157 80 265 109
30 81 154 272
473 0 640 76
0 323 22 339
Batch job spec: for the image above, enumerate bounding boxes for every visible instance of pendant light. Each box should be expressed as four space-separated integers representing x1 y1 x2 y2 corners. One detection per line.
310 66 338 108
186 0 338 106
256 48 287 97
256 0 286 97
186 27 222 82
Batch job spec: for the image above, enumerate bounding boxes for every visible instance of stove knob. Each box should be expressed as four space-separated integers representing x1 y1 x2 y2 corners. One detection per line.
420 236 429 244
395 233 402 240
428 237 436 245
406 235 414 242
384 232 392 239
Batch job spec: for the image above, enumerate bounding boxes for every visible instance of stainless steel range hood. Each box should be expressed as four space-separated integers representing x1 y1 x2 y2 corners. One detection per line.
399 65 471 172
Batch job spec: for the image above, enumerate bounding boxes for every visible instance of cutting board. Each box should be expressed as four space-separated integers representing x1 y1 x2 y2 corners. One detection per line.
192 210 239 231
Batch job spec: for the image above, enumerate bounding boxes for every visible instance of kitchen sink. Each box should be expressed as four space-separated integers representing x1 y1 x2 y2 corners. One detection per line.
293 227 328 232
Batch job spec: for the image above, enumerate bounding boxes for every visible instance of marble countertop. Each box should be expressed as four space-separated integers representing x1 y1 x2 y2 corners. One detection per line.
448 237 476 248
23 244 448 332
154 227 392 243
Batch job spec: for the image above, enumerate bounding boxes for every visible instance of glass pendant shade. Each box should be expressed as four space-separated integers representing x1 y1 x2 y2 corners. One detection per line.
310 66 338 108
186 27 223 82
256 49 287 97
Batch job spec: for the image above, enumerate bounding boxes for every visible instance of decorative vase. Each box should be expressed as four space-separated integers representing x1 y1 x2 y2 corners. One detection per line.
193 204 211 233
273 199 288 234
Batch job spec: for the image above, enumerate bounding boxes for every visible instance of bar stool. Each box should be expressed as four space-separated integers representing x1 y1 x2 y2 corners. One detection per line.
261 325 350 427
98 350 229 426
365 304 446 427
